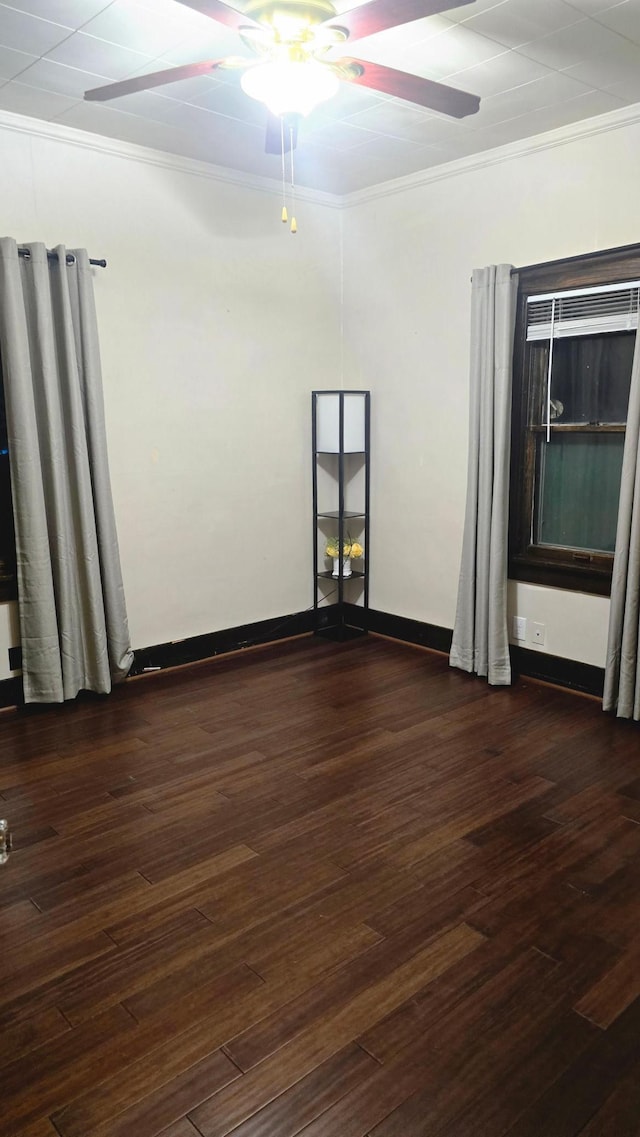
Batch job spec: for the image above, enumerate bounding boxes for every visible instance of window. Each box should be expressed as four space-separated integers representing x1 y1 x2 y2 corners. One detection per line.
0 355 16 601
510 244 640 596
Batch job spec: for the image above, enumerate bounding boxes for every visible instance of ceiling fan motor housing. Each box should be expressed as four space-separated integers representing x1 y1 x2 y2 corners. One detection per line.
244 0 339 31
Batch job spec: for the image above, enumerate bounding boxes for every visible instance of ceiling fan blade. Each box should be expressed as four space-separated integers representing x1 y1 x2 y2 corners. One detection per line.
341 58 479 118
326 0 475 42
175 0 260 32
84 59 228 102
265 112 299 155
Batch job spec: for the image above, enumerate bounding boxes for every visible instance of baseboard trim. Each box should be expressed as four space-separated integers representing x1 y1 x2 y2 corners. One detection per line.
349 607 604 699
510 645 604 698
0 677 23 710
0 606 605 709
351 607 453 654
131 608 319 674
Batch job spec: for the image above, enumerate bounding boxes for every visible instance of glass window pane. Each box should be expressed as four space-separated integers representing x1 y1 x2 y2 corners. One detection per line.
535 433 624 553
550 333 634 425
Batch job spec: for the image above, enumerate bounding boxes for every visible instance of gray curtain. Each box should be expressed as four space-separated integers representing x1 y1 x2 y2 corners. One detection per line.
450 264 518 686
603 332 640 719
0 238 133 703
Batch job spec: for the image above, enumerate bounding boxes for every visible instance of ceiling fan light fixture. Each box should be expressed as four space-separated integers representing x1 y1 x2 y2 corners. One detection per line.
241 60 339 117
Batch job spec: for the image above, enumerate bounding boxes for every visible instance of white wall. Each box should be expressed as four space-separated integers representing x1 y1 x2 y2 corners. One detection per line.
2 109 640 684
0 117 342 678
343 114 640 668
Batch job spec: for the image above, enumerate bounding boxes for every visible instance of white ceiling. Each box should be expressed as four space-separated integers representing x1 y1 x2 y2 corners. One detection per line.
0 0 639 195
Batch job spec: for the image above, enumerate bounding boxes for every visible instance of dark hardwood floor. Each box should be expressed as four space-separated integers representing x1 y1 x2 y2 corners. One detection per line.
1 634 640 1137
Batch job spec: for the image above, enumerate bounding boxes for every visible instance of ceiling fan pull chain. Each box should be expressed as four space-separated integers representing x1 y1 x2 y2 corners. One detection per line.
290 124 297 234
280 116 288 224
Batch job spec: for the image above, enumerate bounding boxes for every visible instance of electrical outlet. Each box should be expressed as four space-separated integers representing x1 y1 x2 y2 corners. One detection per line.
512 616 527 642
531 622 546 645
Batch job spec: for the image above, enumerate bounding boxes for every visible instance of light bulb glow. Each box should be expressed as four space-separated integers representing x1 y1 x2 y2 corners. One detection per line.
241 61 339 117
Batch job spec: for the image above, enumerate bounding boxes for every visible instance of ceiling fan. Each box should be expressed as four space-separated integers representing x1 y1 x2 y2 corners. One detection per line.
84 0 480 153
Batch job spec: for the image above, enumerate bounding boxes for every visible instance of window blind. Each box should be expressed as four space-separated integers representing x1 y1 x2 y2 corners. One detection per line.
527 281 640 341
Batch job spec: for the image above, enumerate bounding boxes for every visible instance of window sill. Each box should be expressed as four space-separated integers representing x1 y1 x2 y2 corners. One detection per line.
509 556 612 597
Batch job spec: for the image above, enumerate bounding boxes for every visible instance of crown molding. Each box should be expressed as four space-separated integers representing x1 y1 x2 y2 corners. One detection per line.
342 101 640 208
0 108 341 210
2 99 640 213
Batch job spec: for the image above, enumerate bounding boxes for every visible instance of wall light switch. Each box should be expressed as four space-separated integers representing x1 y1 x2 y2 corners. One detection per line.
513 616 527 642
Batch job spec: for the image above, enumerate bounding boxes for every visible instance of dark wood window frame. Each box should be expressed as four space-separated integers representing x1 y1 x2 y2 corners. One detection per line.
509 242 640 597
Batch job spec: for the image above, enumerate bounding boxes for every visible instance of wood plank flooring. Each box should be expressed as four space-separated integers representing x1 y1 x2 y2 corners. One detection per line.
1 634 640 1136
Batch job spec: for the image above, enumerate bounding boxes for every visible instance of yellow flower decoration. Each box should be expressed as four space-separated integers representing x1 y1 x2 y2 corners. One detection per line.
325 536 363 559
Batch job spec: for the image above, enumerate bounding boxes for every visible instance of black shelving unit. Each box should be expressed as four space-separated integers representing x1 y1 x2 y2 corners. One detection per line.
312 390 370 641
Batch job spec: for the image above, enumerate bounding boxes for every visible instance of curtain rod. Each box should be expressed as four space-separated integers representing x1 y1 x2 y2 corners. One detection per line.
17 247 107 268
